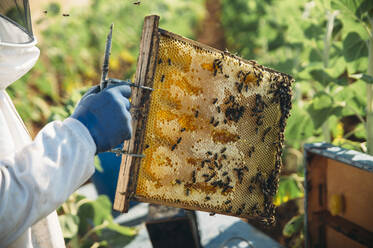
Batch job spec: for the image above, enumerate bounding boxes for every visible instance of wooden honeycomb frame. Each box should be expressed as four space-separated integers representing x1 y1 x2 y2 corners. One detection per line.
114 15 294 222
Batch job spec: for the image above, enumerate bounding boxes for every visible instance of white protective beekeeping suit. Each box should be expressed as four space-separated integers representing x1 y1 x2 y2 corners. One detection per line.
0 1 96 247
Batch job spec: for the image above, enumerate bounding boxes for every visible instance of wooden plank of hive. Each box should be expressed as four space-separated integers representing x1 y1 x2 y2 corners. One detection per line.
113 15 160 212
304 143 373 248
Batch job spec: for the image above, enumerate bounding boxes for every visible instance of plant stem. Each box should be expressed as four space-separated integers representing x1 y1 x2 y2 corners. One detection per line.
367 18 373 155
80 220 109 244
323 11 338 68
322 122 331 143
321 10 338 142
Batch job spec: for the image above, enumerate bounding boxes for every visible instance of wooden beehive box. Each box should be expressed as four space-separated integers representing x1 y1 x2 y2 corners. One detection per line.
304 143 373 248
113 15 293 222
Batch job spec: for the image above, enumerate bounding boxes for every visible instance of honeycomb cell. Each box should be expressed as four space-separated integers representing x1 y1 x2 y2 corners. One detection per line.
134 33 293 221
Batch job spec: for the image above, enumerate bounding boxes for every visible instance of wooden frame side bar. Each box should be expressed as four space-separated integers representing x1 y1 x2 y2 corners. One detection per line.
114 15 160 212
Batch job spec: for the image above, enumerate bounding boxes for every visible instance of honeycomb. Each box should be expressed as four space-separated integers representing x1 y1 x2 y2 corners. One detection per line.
134 31 293 222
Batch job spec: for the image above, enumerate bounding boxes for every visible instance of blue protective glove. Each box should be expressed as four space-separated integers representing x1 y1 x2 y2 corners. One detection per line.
71 82 132 153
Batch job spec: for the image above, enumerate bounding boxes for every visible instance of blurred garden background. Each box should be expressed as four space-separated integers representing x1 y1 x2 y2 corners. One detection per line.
9 0 373 247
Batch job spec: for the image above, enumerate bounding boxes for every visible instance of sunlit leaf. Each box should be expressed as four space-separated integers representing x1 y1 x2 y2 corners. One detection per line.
334 80 366 116
77 196 113 235
354 123 366 139
307 93 343 129
334 122 344 138
95 156 104 172
99 228 136 247
59 214 79 239
331 0 373 20
274 175 304 206
107 222 137 236
283 214 304 237
332 137 363 151
285 104 314 149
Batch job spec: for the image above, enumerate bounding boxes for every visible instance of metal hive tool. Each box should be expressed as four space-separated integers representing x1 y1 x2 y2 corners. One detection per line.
114 15 294 223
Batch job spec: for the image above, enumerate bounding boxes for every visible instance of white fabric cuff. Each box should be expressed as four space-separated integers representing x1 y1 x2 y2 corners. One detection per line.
63 117 97 154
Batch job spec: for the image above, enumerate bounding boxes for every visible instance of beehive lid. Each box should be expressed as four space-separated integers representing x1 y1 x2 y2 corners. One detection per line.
114 15 294 223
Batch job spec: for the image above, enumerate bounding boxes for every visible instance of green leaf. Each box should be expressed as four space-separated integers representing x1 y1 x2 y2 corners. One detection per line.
343 32 368 63
274 175 304 206
308 104 343 129
338 16 369 41
312 92 334 109
330 116 343 138
304 24 324 40
332 137 363 151
98 227 136 247
77 196 113 235
307 93 343 129
107 222 137 236
267 32 286 51
354 123 366 139
309 48 323 63
283 214 304 237
269 58 295 75
95 156 103 172
334 80 366 116
285 104 314 149
331 0 373 20
58 214 79 239
327 51 348 79
310 69 334 86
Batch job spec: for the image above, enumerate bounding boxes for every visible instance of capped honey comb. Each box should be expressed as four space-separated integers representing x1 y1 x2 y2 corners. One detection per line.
114 15 294 223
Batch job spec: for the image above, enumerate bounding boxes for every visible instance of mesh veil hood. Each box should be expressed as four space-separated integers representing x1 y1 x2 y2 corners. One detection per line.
0 0 34 45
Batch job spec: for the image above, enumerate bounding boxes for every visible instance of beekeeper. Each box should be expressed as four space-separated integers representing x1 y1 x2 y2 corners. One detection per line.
0 1 132 247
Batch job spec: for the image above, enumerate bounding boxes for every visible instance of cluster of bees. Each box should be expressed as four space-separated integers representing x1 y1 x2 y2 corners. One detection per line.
176 55 289 219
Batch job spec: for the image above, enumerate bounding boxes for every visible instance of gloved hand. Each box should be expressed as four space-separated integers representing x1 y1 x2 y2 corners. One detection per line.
71 82 132 153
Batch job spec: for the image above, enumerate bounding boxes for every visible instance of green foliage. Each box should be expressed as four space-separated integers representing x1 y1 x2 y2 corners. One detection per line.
58 194 137 248
283 214 304 237
7 0 205 245
222 0 372 245
274 174 304 206
8 0 205 135
343 32 368 62
283 213 305 248
59 214 79 239
221 0 372 152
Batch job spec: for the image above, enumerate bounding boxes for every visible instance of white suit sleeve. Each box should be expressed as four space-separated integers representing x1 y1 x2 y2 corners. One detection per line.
0 117 96 246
